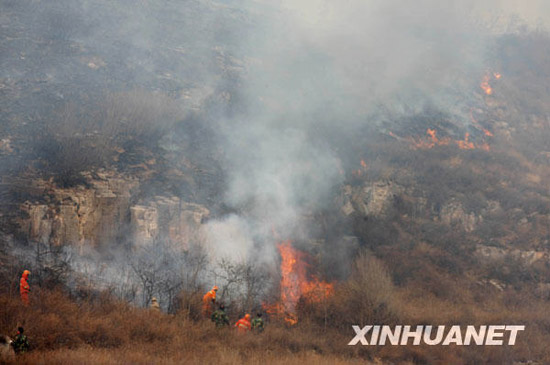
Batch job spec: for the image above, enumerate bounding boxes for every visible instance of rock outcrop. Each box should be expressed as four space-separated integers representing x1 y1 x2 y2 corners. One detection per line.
16 172 209 250
341 181 481 232
474 244 548 266
18 172 138 247
341 181 404 218
130 197 209 249
438 199 481 232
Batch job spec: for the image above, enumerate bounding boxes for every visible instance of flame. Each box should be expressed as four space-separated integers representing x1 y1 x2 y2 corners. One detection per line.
481 74 493 95
264 241 333 325
400 72 500 151
410 128 450 149
409 128 490 151
480 71 501 95
352 159 368 177
457 132 475 150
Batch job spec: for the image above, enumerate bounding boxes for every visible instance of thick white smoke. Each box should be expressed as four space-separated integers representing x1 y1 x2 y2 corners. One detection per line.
203 0 549 263
4 0 550 305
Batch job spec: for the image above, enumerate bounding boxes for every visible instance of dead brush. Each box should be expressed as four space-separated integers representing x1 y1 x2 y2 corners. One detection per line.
2 277 550 364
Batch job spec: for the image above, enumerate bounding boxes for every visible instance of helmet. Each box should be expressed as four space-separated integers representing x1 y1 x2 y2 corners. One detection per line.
212 285 219 291
244 314 251 320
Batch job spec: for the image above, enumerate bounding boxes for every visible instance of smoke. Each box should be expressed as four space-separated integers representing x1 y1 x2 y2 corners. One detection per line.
205 214 255 261
203 0 548 260
3 0 550 303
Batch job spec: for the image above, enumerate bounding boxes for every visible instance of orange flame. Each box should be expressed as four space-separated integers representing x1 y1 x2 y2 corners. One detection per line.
410 128 450 149
410 128 490 151
481 74 493 95
457 132 475 150
352 159 368 177
480 71 501 95
264 241 333 325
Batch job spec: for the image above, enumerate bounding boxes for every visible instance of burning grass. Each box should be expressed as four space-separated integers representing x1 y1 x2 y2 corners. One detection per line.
264 241 334 325
407 128 491 151
2 251 550 364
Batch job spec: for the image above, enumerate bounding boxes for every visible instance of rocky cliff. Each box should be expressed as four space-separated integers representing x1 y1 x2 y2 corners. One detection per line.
14 171 209 250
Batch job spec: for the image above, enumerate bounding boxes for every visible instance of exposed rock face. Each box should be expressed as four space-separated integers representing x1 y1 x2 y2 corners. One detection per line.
18 172 139 247
342 181 404 218
130 197 209 249
0 137 13 154
439 200 481 232
16 172 209 249
342 181 481 232
475 244 548 266
130 205 159 246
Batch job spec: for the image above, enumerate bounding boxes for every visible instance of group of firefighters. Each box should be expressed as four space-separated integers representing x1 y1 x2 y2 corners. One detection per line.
149 285 264 332
14 271 264 356
151 285 265 332
203 285 264 333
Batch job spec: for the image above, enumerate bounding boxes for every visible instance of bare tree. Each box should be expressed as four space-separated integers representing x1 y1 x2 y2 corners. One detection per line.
174 242 209 317
130 240 185 310
181 242 209 292
212 258 269 313
32 241 73 289
241 261 270 312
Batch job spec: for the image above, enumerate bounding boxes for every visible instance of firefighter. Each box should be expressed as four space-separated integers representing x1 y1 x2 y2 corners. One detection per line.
251 313 264 333
211 303 230 328
150 297 160 312
234 313 251 334
19 270 30 307
11 327 29 355
202 285 218 317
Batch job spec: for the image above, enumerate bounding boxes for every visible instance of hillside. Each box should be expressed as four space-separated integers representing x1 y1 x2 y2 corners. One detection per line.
2 1 550 364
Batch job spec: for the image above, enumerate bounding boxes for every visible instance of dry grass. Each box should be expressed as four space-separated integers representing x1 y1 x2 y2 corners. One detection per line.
0 290 372 364
389 284 550 364
2 271 550 364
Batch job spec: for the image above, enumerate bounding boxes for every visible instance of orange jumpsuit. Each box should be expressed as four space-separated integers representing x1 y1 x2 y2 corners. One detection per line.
202 289 216 317
234 316 251 334
20 270 30 306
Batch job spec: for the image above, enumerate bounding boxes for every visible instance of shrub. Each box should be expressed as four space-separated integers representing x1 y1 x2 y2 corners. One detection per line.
325 250 400 328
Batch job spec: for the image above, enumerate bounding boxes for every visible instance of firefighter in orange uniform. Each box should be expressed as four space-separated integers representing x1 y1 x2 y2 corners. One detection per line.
202 285 218 317
234 313 252 334
20 270 31 306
